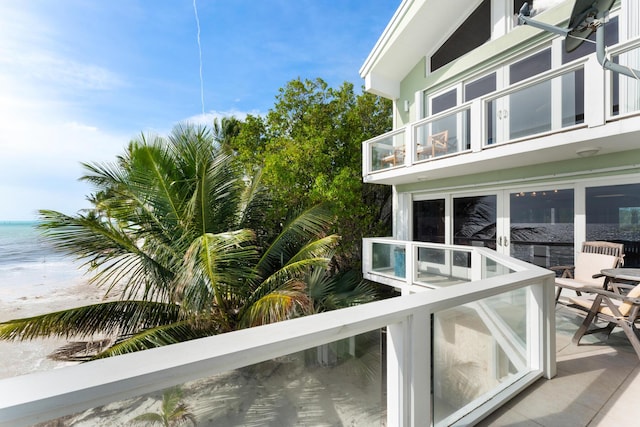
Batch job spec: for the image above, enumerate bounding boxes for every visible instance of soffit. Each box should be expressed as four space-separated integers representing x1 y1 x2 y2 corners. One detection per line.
360 0 484 97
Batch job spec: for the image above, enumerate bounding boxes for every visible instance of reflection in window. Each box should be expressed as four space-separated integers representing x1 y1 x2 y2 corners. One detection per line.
431 89 457 115
453 196 496 249
587 183 640 267
510 189 574 268
413 199 445 243
465 73 496 102
562 69 584 126
510 49 551 85
509 80 552 139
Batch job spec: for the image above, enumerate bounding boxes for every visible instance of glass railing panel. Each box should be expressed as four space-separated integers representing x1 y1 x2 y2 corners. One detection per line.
415 246 472 287
486 68 584 145
612 46 640 116
35 331 385 426
481 253 515 279
432 286 530 426
372 242 406 279
413 108 470 161
369 130 406 172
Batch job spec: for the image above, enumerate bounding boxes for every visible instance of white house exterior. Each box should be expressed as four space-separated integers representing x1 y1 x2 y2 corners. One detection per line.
361 0 640 295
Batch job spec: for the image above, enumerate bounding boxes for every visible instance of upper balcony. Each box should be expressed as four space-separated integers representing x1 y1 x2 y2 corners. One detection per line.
363 39 640 186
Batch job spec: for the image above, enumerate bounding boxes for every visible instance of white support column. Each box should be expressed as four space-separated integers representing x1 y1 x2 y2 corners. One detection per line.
470 99 483 152
529 276 557 379
620 0 640 114
622 0 640 40
387 320 410 427
361 238 371 276
405 123 416 166
491 0 509 39
574 183 587 255
406 243 415 287
550 39 563 131
584 55 606 127
542 276 557 379
471 249 483 281
410 309 431 427
396 191 411 241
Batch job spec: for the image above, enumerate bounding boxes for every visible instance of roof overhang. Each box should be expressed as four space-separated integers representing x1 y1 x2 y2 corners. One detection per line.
360 0 484 100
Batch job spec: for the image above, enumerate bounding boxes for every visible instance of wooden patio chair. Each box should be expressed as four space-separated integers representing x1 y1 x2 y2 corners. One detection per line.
566 282 640 359
553 241 624 305
380 146 404 167
426 130 448 158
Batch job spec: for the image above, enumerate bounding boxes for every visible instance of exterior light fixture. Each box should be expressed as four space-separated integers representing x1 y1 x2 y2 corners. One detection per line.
576 147 601 157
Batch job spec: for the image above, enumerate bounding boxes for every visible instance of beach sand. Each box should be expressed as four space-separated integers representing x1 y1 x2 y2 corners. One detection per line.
1 285 386 426
0 279 109 379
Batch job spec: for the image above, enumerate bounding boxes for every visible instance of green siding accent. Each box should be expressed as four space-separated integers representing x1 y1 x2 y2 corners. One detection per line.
397 150 640 194
397 1 574 123
398 57 426 126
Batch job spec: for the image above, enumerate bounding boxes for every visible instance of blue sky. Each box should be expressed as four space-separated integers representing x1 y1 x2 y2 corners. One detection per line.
0 1 397 221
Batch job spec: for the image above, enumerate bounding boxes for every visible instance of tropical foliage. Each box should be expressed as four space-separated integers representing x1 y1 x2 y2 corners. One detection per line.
0 124 374 359
225 78 393 269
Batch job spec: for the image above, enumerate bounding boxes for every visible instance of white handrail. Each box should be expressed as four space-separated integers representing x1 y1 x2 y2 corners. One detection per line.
0 244 554 427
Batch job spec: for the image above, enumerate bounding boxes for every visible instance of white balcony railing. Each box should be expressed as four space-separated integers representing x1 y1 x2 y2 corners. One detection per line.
363 39 640 177
0 243 554 427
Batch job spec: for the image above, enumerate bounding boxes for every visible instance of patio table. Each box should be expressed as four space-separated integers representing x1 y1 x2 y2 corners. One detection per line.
599 268 640 291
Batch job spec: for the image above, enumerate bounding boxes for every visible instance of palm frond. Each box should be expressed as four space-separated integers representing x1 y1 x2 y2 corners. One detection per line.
286 234 340 265
93 319 217 358
240 281 312 328
131 412 164 425
256 204 333 274
177 229 257 312
0 301 183 341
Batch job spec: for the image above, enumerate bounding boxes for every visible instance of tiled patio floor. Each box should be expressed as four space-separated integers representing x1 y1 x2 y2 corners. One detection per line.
480 306 640 426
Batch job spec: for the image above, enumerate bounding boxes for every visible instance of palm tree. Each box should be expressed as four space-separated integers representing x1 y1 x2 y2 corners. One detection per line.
131 387 196 427
0 124 359 359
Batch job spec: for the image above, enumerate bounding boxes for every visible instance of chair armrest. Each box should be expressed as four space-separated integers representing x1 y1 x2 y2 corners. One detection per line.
550 265 573 271
576 286 640 305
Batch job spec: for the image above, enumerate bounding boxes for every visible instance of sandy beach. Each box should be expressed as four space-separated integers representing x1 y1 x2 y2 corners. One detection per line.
0 279 109 379
1 282 386 426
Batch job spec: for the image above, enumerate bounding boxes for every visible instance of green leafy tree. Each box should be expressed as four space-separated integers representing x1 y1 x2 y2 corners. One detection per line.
226 78 393 269
0 124 370 359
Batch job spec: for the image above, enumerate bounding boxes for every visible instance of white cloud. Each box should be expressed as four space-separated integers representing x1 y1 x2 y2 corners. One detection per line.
0 4 128 220
184 109 265 126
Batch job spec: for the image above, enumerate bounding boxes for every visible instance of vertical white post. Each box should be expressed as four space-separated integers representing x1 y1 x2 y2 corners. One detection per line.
531 276 557 379
387 320 410 427
362 137 369 178
471 249 483 281
543 276 557 379
584 55 606 127
470 99 483 152
362 238 371 277
406 243 414 288
411 309 431 427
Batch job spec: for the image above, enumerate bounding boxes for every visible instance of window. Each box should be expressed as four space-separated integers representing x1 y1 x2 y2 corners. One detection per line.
431 0 491 72
431 88 457 115
465 73 496 102
510 49 551 84
587 183 640 267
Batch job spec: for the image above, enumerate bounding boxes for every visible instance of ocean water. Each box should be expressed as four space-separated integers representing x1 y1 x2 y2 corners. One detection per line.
0 222 85 301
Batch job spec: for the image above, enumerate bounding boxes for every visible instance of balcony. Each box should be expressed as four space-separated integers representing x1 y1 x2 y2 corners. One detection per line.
0 244 554 427
363 39 640 186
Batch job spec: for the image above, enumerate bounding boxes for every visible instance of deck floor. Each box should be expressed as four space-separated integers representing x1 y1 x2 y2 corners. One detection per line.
480 306 640 426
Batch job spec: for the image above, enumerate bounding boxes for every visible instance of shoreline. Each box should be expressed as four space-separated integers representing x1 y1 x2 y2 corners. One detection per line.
0 279 109 379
